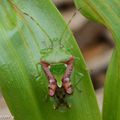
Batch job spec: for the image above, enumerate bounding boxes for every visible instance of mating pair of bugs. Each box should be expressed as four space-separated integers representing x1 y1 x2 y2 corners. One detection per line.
22 8 81 109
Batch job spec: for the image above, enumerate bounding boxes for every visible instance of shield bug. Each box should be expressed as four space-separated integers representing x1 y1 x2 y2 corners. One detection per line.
22 9 81 109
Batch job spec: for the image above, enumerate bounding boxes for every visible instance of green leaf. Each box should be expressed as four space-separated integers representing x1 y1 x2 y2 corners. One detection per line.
74 0 120 120
0 0 101 120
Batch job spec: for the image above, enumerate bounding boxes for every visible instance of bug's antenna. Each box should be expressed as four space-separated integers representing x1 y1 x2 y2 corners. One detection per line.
8 0 53 48
23 12 53 48
59 8 81 45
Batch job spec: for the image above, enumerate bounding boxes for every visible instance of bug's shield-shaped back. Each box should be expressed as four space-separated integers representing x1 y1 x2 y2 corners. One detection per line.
50 63 66 88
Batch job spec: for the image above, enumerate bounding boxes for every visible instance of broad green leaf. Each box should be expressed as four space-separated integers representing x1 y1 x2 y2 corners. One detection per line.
0 0 101 120
74 0 120 120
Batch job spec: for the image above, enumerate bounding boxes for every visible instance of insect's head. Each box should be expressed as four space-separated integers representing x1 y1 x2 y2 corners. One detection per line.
50 38 64 49
22 8 80 52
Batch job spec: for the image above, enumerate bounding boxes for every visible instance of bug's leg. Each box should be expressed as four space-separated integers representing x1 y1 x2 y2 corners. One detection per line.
35 63 42 79
32 63 42 80
73 72 83 86
53 103 60 110
73 72 84 93
74 80 82 93
64 101 71 109
73 78 82 87
41 61 57 97
62 56 74 95
74 57 89 71
52 95 58 110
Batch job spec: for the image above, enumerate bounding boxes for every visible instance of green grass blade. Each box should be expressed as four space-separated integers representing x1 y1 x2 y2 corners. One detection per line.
74 0 120 120
0 0 101 120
